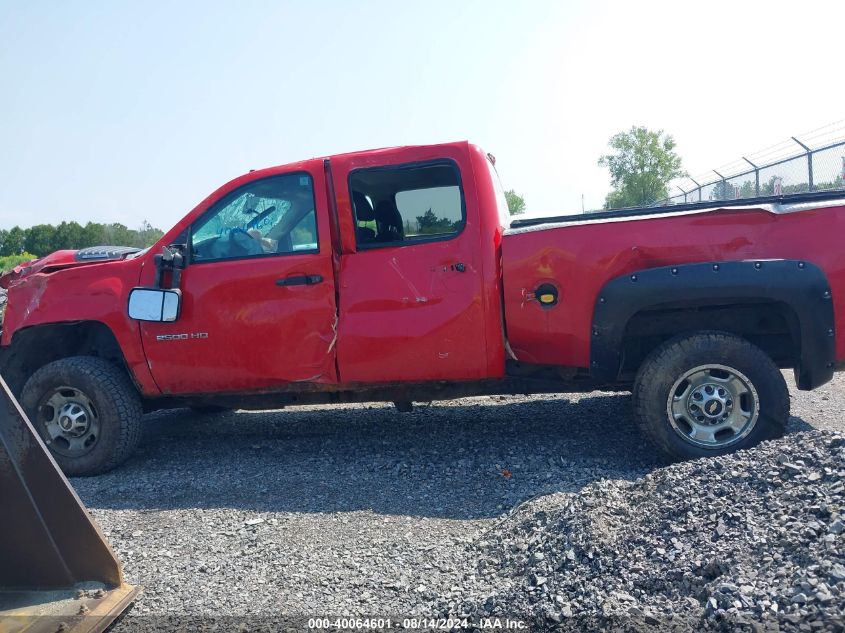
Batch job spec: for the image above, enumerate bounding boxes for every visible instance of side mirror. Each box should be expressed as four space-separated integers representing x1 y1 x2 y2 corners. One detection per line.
128 288 181 322
154 244 186 290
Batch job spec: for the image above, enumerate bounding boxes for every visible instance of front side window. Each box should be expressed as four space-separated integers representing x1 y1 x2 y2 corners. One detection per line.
191 173 317 262
349 161 465 248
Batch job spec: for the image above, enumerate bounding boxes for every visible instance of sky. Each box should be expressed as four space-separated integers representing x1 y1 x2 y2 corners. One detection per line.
1 0 844 229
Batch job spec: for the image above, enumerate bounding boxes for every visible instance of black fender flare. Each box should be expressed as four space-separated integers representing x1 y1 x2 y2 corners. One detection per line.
590 259 835 390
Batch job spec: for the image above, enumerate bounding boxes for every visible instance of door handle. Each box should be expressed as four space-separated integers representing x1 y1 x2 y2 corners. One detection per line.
451 263 466 273
275 275 323 287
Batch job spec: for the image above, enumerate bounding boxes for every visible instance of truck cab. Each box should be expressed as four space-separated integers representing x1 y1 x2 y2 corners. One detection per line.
133 143 508 394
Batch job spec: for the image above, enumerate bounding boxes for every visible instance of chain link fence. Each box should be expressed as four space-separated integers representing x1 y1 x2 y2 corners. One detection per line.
660 126 845 206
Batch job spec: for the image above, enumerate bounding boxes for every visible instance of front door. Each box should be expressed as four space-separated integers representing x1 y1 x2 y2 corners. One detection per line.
332 151 488 383
140 167 338 394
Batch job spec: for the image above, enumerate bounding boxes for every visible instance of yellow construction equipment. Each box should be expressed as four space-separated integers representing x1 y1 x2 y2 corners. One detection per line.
0 376 138 633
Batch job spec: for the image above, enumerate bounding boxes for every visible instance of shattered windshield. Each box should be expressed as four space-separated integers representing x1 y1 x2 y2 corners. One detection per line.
190 173 317 261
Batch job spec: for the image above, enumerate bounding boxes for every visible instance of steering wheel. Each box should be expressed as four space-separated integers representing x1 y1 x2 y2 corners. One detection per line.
228 228 264 257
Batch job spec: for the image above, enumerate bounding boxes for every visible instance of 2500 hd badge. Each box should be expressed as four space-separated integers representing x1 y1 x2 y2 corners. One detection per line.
156 332 209 341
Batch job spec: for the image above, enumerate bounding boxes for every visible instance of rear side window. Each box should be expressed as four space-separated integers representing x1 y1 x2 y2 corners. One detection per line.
349 161 465 248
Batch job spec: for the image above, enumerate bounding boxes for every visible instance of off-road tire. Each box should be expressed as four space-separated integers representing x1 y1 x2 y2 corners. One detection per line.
633 331 789 462
190 405 232 415
21 356 143 476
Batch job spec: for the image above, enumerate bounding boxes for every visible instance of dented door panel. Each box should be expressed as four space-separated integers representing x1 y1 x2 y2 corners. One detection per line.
337 242 486 382
139 253 338 393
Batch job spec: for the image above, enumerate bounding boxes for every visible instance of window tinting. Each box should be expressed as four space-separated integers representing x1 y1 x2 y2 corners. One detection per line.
191 173 317 262
349 162 464 247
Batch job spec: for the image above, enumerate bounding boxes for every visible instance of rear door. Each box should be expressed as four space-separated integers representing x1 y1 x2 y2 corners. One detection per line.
139 164 338 394
331 149 488 383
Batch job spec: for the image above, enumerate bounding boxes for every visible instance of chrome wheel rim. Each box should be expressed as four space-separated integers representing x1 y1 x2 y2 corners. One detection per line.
38 386 100 457
666 364 759 449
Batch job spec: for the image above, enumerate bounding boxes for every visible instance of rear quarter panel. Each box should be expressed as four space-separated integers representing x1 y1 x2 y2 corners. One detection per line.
502 205 845 367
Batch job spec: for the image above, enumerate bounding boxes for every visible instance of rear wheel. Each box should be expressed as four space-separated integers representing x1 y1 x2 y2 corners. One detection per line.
633 332 788 461
21 356 143 475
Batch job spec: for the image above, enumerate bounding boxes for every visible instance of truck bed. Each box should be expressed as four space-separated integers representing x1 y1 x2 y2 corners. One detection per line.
501 188 845 374
508 189 845 230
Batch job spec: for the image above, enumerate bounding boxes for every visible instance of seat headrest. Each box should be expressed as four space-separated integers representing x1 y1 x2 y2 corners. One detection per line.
374 199 401 224
352 191 375 222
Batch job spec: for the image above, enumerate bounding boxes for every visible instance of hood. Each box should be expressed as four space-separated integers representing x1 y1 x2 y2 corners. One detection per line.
0 245 143 289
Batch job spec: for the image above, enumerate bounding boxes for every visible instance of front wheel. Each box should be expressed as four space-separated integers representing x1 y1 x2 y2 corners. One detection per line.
21 356 143 475
633 332 789 461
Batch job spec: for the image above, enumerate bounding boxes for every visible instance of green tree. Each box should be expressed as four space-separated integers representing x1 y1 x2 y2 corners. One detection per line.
415 209 458 235
711 180 736 201
759 175 809 197
137 220 164 247
0 220 165 258
711 179 759 201
81 222 105 247
760 176 778 196
739 180 756 199
101 223 134 246
52 221 86 251
504 190 526 216
3 227 25 256
599 126 686 209
24 224 57 257
814 177 845 192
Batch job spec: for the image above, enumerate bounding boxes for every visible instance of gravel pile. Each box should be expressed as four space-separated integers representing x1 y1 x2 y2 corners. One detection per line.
434 430 845 631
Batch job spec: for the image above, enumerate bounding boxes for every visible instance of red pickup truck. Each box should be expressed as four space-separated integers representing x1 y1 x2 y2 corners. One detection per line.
1 141 842 475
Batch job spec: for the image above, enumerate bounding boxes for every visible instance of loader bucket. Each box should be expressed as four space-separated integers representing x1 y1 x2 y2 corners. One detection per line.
0 376 139 633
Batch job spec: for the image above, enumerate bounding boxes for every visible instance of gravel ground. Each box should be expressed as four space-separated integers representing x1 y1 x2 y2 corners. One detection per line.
70 372 845 631
435 431 845 631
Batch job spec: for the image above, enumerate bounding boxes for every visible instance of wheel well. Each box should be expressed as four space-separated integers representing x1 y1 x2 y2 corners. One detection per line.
0 321 129 395
619 301 800 381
